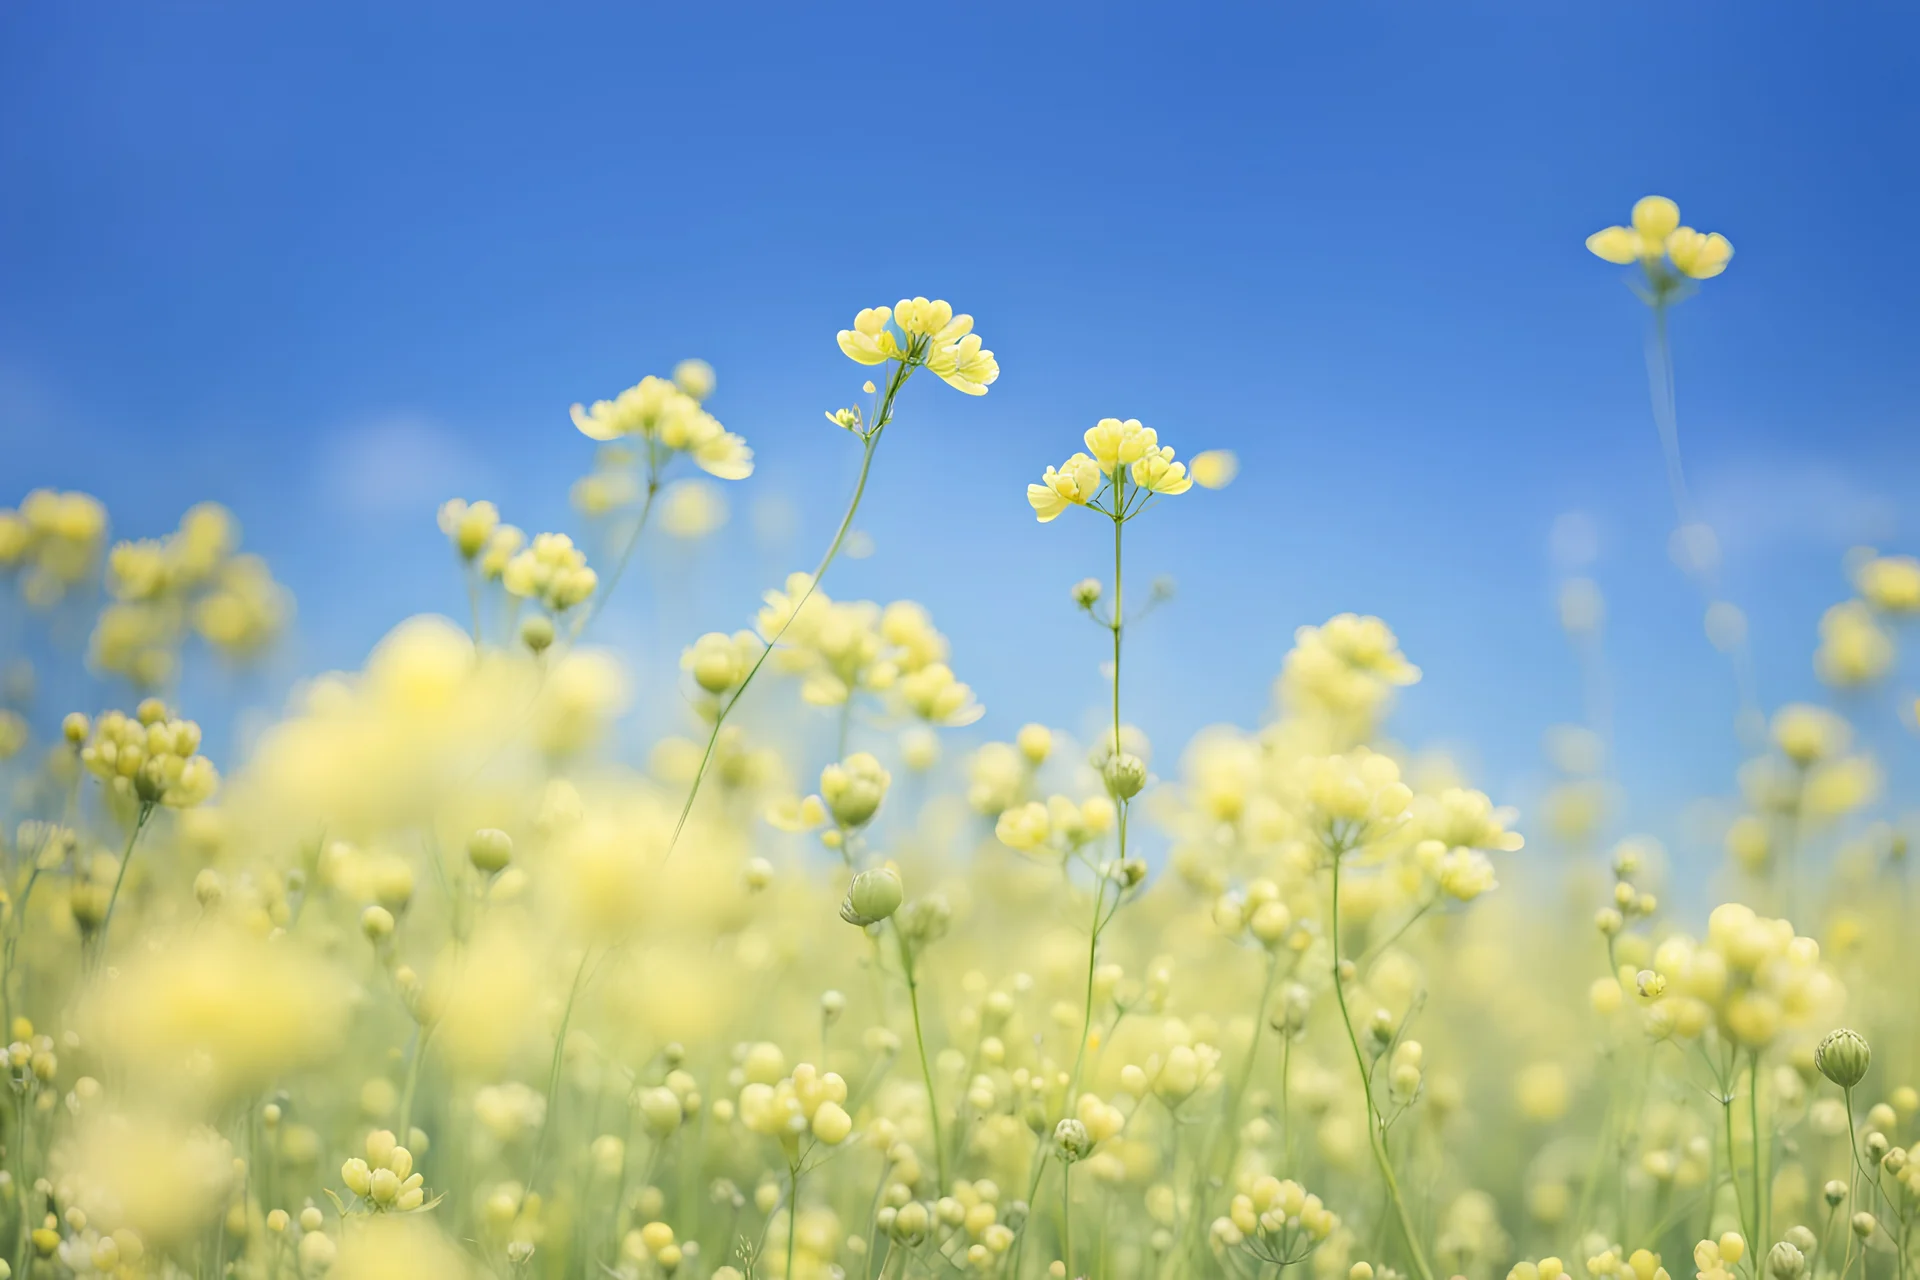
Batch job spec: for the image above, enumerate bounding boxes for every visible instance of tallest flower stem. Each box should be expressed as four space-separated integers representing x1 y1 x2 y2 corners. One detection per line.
666 354 920 856
1330 850 1437 1280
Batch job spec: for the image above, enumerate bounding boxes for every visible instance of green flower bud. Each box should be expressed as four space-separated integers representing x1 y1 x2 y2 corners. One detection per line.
1071 578 1102 609
1816 1028 1871 1089
1767 1241 1804 1280
468 828 513 874
841 867 904 927
520 614 555 653
1103 752 1147 801
1052 1118 1091 1162
897 893 952 945
821 753 891 829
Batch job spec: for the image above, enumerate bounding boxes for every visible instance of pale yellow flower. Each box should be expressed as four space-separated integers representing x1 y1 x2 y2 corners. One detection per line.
1665 227 1734 280
925 331 999 396
837 307 905 365
1189 450 1239 489
1130 445 1193 496
1586 195 1732 281
1027 452 1103 522
1083 418 1158 473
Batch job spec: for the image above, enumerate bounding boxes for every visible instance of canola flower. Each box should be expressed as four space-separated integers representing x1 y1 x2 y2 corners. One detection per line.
667 299 998 854
1588 195 1758 736
0 203 1917 1280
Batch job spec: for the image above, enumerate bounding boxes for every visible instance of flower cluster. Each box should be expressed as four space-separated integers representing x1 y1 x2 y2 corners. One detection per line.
1586 195 1734 285
79 701 218 808
569 363 752 481
837 298 999 397
0 488 108 607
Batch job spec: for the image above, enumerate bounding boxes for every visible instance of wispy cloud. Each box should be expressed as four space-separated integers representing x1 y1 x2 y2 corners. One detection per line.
313 413 490 525
1696 456 1905 559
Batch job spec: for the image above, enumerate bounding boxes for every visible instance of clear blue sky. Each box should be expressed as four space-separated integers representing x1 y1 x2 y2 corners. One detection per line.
4 1 1917 855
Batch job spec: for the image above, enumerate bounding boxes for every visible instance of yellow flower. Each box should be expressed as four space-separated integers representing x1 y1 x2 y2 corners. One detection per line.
1855 554 1920 613
570 376 753 479
1027 453 1103 522
836 306 904 365
837 299 997 394
1189 450 1239 489
897 662 984 726
1130 445 1193 496
1665 227 1734 280
893 297 956 337
1586 194 1732 282
1082 418 1158 473
926 331 999 396
1815 600 1892 687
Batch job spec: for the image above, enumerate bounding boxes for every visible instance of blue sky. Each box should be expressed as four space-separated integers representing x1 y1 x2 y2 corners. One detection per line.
4 1 1918 861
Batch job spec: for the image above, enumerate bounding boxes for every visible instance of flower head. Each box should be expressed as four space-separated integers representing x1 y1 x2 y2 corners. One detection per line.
1027 453 1104 523
1586 195 1733 284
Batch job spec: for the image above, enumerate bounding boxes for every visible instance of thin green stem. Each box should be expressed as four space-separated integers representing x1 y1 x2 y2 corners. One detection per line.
1066 875 1108 1102
1750 1052 1766 1254
397 1021 436 1142
1010 1144 1049 1280
787 1158 803 1280
91 802 155 967
1062 1160 1073 1280
526 949 592 1194
893 922 948 1193
1330 852 1436 1280
571 473 661 645
1723 1081 1753 1262
668 355 915 857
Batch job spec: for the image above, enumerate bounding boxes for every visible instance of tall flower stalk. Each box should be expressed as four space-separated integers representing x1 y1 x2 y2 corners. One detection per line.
1014 414 1199 1270
668 299 998 854
1586 196 1758 731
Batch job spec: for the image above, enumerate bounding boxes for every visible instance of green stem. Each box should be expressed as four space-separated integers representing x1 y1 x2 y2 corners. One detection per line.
1010 1144 1049 1280
1066 875 1109 1102
3 867 43 1038
786 1158 803 1280
1750 1052 1766 1254
893 922 948 1193
12 1089 31 1280
1723 1081 1753 1261
397 1021 436 1142
667 354 917 857
91 802 155 967
526 949 591 1194
1330 851 1435 1280
1110 483 1124 759
1062 1160 1073 1280
571 474 661 646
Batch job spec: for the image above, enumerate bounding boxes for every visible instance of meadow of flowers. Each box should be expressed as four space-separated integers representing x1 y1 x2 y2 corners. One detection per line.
0 195 1914 1280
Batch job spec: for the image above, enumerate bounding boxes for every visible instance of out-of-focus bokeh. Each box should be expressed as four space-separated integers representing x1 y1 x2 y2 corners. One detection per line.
4 2 1916 848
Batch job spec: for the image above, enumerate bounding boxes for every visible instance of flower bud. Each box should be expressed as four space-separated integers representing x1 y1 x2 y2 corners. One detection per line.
1052 1118 1091 1162
1817 1029 1871 1089
1103 753 1147 801
1852 1213 1877 1240
1767 1241 1804 1280
841 867 904 927
1016 723 1053 765
361 905 395 943
468 828 513 874
520 615 555 654
341 1158 372 1197
821 754 890 829
1071 579 1102 609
